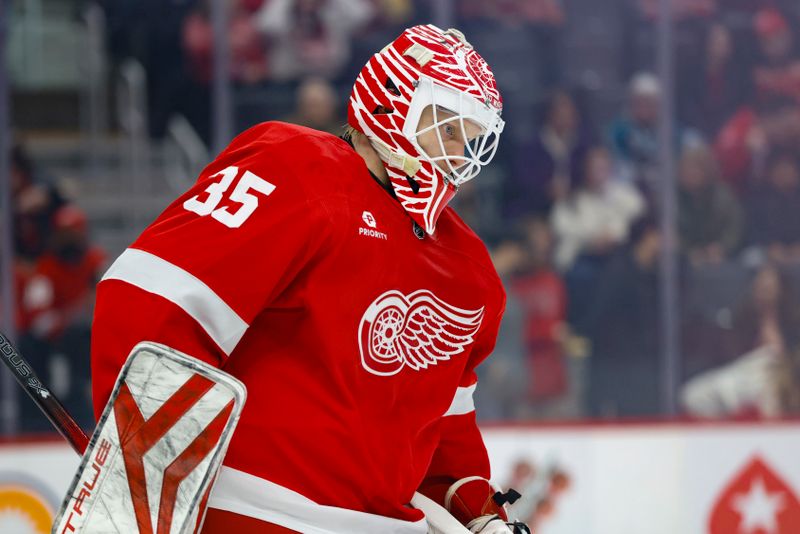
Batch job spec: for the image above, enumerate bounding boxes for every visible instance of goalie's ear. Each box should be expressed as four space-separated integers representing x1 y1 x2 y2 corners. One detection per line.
52 342 247 534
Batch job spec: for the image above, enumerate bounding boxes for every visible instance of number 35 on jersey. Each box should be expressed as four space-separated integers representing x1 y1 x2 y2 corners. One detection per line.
183 166 276 228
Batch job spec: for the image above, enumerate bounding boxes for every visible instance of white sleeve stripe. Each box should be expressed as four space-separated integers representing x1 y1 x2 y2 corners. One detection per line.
443 384 476 417
101 248 248 356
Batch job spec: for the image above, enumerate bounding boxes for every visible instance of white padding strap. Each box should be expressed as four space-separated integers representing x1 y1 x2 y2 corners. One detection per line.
371 136 422 176
102 248 248 356
404 43 435 66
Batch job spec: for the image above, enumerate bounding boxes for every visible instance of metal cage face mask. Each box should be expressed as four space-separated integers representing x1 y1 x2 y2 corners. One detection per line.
348 24 504 235
403 76 505 188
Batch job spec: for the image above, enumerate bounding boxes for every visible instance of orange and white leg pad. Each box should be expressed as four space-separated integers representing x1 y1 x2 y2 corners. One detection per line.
52 342 247 534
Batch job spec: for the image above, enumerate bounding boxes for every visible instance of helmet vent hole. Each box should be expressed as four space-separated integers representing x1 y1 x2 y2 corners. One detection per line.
385 77 401 96
373 105 394 115
406 175 421 194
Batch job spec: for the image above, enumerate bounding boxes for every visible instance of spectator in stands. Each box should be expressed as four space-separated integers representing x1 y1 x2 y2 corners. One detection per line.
183 0 269 85
681 263 800 418
714 8 800 192
507 89 593 218
11 142 66 263
6 142 68 431
475 236 528 420
24 205 105 343
255 0 375 83
678 142 743 266
21 205 105 430
511 217 572 418
610 72 700 199
745 151 800 264
283 77 343 135
751 7 800 107
551 145 644 331
679 22 749 139
551 146 645 272
609 72 663 193
715 98 800 194
581 217 663 417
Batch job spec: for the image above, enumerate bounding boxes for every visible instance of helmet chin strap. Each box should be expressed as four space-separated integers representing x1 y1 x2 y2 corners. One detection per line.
368 136 423 177
369 134 461 192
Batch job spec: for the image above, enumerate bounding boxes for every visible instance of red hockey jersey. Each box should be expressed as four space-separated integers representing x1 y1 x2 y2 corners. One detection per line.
91 122 506 533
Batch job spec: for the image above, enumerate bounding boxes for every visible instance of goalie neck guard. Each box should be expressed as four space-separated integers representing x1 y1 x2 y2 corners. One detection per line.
348 24 504 235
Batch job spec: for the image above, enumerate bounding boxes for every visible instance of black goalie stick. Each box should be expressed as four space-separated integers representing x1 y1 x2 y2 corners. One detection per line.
0 330 89 454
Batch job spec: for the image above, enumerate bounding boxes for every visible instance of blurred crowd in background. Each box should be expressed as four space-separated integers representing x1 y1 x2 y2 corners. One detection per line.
6 0 800 433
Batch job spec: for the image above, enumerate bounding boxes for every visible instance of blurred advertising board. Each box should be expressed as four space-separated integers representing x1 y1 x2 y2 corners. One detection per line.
483 422 800 534
0 439 77 533
0 423 798 533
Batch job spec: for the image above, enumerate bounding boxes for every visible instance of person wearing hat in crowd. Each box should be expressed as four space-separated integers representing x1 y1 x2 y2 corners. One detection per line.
752 7 800 106
20 204 105 430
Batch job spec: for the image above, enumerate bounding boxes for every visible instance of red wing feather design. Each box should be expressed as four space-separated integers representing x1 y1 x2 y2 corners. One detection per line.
359 290 484 376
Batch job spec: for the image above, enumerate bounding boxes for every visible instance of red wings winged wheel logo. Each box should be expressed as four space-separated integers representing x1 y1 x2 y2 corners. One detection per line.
358 290 484 376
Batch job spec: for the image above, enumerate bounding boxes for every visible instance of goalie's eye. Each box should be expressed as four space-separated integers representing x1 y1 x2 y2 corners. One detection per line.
443 123 456 138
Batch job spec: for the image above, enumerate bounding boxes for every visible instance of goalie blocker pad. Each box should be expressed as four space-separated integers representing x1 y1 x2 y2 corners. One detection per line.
52 342 247 534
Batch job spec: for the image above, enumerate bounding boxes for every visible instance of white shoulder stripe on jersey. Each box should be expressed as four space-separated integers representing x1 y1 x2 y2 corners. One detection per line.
443 384 476 417
101 248 248 356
